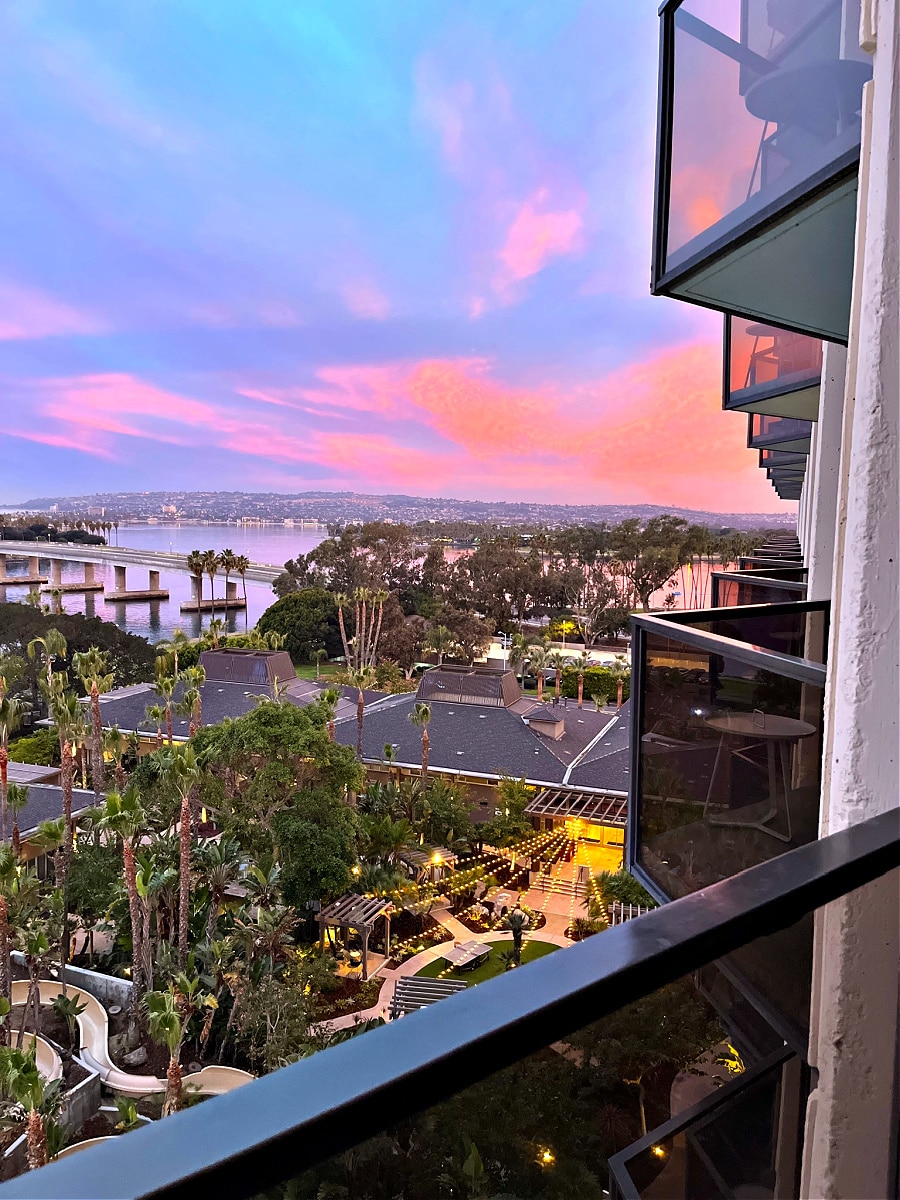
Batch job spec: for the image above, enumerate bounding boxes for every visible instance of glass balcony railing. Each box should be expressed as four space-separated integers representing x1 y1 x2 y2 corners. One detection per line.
652 1 871 340
628 604 828 1047
748 413 812 453
725 316 822 420
609 1048 805 1200
1 811 894 1200
711 570 808 607
739 556 804 570
759 448 808 470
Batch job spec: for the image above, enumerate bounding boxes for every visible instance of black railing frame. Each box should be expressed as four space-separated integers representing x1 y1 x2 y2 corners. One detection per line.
650 0 861 342
709 571 809 607
1 810 896 1200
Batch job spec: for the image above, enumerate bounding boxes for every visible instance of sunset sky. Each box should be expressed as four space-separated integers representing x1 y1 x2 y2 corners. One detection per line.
0 2 786 512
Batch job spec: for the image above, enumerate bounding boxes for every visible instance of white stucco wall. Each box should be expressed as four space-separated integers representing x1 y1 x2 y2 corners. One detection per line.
802 1 900 1195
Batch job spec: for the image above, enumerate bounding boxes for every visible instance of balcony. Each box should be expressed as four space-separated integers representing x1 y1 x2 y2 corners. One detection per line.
627 604 828 1047
711 570 808 607
725 316 822 420
1 810 894 1200
748 414 812 453
652 1 871 340
759 448 808 470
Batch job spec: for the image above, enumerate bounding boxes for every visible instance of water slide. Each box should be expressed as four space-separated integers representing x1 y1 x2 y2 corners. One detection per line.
10 980 253 1097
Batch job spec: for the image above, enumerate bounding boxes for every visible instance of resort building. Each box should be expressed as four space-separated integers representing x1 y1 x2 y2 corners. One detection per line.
88 647 387 752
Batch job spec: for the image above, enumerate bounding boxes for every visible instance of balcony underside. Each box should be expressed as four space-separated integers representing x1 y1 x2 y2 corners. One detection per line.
657 174 858 343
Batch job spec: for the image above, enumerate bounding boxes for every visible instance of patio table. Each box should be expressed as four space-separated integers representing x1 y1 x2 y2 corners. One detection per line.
442 940 491 969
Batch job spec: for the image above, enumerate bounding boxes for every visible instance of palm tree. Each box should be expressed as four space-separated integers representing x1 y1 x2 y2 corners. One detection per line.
143 989 184 1117
218 549 238 624
48 686 84 872
180 666 206 732
234 555 250 628
72 647 114 801
333 593 353 667
528 646 549 702
185 551 205 609
424 624 456 666
204 618 226 650
198 838 240 941
409 702 431 781
153 667 178 745
100 788 147 1014
201 550 219 615
506 632 536 688
311 648 328 680
145 704 167 750
102 724 129 792
546 650 570 700
26 628 67 702
346 668 375 761
157 743 201 962
0 693 27 843
501 908 530 965
6 783 29 861
157 628 191 677
0 1043 48 1168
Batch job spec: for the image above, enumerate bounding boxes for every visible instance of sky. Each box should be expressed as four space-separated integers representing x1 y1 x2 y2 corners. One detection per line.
0 1 787 512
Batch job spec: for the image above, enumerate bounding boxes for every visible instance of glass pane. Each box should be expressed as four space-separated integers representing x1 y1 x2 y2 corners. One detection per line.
749 414 812 448
248 972 805 1200
667 0 870 273
614 1055 795 1199
728 318 822 407
713 575 807 608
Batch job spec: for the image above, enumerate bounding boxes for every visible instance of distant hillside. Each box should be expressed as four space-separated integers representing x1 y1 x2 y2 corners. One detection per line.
11 489 795 531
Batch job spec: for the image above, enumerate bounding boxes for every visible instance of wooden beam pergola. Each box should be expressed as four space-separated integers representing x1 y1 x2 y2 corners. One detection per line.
317 893 394 980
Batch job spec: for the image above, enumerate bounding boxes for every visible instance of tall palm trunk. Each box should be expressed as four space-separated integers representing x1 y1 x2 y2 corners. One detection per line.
164 1052 183 1116
178 792 191 962
356 690 364 760
122 839 144 1012
26 1109 48 1170
140 899 154 994
166 703 174 746
0 745 7 844
537 672 544 702
421 729 429 781
89 681 104 800
337 606 351 666
0 897 9 1033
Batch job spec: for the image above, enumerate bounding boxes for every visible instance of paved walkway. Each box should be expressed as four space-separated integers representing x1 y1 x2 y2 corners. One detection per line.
316 902 572 1032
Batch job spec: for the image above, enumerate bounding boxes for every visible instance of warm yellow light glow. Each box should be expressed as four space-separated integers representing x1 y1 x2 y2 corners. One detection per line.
651 1145 666 1159
351 865 361 877
200 807 208 824
431 852 442 865
539 1148 555 1166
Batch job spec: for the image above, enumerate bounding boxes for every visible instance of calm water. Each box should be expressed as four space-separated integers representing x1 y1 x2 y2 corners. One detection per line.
0 524 324 644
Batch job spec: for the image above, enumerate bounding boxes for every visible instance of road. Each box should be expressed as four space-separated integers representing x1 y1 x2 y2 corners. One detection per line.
0 540 282 585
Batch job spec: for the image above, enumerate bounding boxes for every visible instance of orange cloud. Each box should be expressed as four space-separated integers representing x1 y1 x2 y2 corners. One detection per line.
496 188 584 287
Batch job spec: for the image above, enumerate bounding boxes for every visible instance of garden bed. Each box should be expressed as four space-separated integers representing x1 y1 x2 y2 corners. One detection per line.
313 976 384 1021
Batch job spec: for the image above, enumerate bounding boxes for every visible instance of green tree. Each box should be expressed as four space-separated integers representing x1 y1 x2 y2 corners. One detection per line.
420 778 472 847
0 692 27 843
218 549 238 623
257 588 343 662
275 797 358 908
65 840 121 966
185 551 205 608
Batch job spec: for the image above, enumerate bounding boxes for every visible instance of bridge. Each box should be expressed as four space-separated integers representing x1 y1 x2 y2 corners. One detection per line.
0 541 281 605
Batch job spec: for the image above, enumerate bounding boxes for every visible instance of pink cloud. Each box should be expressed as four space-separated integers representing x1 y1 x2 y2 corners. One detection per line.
497 188 584 286
4 427 117 460
0 281 107 341
340 280 391 321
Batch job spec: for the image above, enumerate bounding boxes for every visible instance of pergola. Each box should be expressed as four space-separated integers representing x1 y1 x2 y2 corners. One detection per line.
388 977 467 1018
317 894 394 980
399 844 458 884
525 788 628 828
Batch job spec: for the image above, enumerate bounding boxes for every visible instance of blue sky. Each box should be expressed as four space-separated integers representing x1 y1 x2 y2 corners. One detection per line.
0 1 783 511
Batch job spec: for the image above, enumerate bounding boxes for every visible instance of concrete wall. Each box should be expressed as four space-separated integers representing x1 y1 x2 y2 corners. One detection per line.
11 953 133 1011
802 2 900 1196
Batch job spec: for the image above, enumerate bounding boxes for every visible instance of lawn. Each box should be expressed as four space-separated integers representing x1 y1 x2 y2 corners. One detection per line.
415 939 559 985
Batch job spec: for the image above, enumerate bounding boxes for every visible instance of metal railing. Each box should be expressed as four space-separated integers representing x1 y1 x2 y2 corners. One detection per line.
0 810 895 1200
